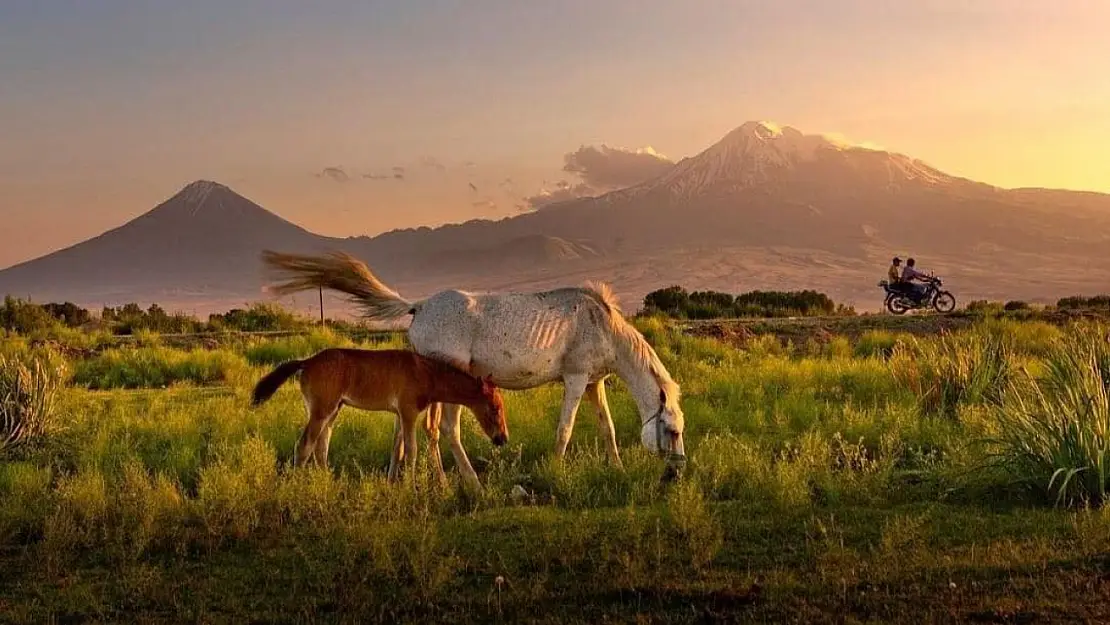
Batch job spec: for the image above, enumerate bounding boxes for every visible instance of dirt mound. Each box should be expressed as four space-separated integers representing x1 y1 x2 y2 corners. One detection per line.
686 323 755 346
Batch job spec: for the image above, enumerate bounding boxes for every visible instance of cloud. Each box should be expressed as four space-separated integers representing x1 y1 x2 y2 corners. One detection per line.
561 144 673 188
468 182 478 192
362 172 391 180
316 167 350 183
520 143 674 211
523 180 595 210
471 199 498 211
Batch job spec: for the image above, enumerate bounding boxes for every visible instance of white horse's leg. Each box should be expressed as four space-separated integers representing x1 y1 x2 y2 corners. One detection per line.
584 380 623 469
423 403 448 487
440 402 482 492
554 374 590 460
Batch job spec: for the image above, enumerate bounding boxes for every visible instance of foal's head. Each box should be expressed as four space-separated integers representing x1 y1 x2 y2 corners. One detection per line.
470 375 508 447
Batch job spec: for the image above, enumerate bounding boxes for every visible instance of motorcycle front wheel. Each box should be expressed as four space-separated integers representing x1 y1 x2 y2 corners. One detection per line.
933 291 956 313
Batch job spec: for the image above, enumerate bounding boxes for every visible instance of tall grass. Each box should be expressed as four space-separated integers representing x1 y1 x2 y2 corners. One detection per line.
890 330 1012 420
71 346 250 389
1 346 67 456
241 327 409 366
6 318 1110 598
985 331 1110 507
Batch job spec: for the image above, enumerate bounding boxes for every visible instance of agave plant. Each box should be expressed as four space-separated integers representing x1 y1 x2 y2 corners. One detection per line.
0 351 67 456
985 331 1110 507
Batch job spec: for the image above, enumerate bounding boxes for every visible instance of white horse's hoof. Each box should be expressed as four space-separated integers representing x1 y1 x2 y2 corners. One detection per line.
510 484 529 504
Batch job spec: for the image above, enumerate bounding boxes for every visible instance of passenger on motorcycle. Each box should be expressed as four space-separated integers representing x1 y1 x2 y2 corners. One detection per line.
887 257 902 283
887 257 912 297
900 258 933 302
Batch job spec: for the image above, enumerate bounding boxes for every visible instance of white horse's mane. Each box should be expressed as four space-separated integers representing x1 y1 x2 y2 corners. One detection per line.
582 281 681 405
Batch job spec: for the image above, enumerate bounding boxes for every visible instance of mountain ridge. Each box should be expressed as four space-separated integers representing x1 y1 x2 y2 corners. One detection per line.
3 121 1110 314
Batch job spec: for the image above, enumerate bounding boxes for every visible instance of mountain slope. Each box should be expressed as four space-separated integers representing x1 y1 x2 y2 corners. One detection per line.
3 123 1110 313
0 181 340 302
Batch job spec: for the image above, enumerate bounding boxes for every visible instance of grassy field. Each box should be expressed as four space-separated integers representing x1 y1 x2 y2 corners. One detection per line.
2 315 1110 623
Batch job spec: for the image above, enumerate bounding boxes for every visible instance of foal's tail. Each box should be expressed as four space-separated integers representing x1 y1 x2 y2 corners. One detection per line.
261 250 419 321
250 359 306 407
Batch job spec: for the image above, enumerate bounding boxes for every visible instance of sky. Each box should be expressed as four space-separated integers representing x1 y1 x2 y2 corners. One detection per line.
2 0 1109 268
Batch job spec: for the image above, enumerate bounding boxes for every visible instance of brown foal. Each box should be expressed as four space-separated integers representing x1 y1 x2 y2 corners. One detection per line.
250 348 507 481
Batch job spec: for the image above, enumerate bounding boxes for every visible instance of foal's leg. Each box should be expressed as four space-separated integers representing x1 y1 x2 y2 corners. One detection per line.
312 403 344 467
584 379 624 469
296 399 338 468
554 374 590 461
440 402 482 492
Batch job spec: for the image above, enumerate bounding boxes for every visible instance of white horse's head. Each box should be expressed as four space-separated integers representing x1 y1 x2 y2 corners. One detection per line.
640 384 685 458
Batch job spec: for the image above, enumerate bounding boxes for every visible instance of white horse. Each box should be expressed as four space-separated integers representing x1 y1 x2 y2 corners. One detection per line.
261 250 686 490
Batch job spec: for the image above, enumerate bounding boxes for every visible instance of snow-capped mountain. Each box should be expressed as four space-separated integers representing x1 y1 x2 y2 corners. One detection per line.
3 122 1110 313
607 121 961 204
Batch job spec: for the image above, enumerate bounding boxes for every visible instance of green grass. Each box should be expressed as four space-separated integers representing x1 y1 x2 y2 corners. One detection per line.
69 346 252 390
2 318 1110 622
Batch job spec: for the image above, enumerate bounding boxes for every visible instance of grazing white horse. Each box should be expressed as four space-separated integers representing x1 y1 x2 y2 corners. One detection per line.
261 250 686 490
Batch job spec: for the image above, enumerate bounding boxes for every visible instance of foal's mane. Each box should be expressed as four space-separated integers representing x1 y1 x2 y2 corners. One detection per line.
581 281 681 405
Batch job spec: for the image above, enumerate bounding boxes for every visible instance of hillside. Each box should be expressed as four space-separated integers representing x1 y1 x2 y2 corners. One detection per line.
0 181 343 305
3 123 1110 313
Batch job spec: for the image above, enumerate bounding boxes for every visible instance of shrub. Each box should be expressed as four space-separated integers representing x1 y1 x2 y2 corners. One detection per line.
966 300 1004 316
0 296 61 334
984 334 1110 507
1004 300 1030 312
642 286 690 317
1057 295 1110 311
854 330 901 359
641 286 844 319
208 302 308 333
0 348 67 456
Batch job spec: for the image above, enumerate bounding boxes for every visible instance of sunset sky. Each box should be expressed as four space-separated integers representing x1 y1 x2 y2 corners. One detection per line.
2 0 1108 268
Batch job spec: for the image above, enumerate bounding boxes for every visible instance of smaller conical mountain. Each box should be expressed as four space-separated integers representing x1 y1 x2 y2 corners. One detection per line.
0 181 336 303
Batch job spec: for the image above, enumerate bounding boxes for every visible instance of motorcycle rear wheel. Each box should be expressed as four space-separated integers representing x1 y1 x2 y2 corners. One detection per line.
886 296 910 315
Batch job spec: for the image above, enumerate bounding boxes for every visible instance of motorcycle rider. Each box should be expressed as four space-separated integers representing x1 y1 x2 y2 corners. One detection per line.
900 257 933 303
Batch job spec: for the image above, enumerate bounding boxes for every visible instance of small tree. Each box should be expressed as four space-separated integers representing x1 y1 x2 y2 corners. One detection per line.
41 302 91 327
0 296 59 334
643 286 690 316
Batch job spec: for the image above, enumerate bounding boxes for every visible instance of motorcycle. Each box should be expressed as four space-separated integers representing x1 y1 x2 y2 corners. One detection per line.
878 275 956 315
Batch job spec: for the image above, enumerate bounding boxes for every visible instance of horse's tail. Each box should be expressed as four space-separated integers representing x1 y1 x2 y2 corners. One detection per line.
251 359 307 406
261 250 420 321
